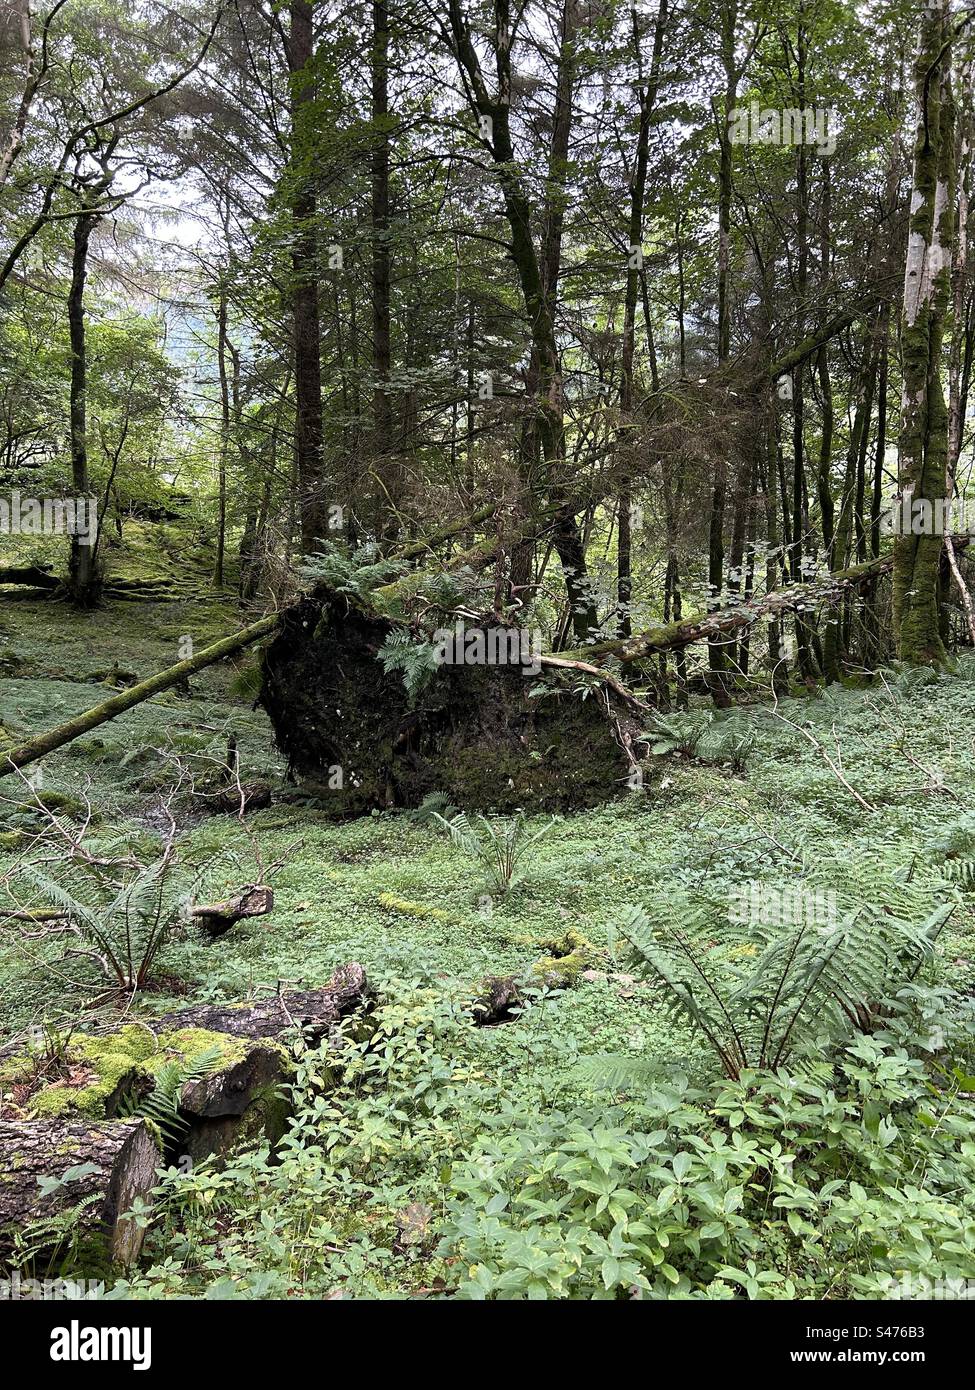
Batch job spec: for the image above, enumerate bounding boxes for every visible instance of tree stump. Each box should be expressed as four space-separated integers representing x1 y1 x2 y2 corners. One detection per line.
471 975 525 1025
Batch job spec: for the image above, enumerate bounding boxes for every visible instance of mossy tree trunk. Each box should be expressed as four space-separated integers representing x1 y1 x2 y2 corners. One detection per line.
0 615 278 776
893 0 956 665
618 0 668 639
946 47 975 644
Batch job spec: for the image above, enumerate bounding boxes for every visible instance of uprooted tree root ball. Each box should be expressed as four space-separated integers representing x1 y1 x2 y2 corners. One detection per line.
259 590 636 813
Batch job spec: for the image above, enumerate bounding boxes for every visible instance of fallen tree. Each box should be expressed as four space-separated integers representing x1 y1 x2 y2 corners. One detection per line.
0 501 553 782
0 567 210 601
0 612 277 775
259 589 635 812
0 529 934 794
566 548 906 667
151 962 369 1042
256 548 913 810
0 562 60 590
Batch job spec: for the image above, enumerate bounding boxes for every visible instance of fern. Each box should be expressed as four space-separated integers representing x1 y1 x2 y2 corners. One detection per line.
405 791 458 825
118 1045 224 1143
378 629 440 703
929 812 975 890
573 1054 664 1093
298 540 402 597
434 810 555 895
18 843 234 994
643 712 754 770
610 900 950 1079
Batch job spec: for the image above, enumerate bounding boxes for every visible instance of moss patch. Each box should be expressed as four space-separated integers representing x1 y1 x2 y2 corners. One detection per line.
531 927 600 986
2 1024 254 1120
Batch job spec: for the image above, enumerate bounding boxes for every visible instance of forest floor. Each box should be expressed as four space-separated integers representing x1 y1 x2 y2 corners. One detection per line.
2 586 974 1297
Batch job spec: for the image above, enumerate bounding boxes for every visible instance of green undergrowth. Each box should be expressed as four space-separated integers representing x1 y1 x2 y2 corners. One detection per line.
1 597 975 1297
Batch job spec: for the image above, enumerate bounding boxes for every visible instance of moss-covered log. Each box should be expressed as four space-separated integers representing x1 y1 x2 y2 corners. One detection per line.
0 967 369 1184
564 549 903 668
0 613 277 776
0 1117 159 1267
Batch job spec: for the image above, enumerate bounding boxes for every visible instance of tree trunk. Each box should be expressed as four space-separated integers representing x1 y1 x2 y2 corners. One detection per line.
0 1118 158 1267
445 0 597 639
0 615 278 776
213 287 229 588
287 0 326 552
946 49 975 644
617 0 668 637
67 208 101 607
371 0 397 533
707 0 743 703
893 0 955 665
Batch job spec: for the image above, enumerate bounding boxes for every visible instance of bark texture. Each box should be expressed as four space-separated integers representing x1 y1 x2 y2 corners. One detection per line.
152 963 369 1045
0 1118 158 1267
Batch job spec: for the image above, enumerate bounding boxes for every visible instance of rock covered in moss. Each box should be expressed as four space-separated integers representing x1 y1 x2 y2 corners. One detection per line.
531 928 600 988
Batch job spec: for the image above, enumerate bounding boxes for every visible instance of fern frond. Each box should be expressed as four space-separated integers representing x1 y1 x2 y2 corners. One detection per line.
119 1045 224 1143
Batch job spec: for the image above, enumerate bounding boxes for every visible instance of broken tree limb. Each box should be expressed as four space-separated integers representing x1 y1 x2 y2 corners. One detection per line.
764 279 899 384
191 884 274 938
538 654 653 712
370 496 564 615
390 501 501 563
0 613 278 776
0 908 67 922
